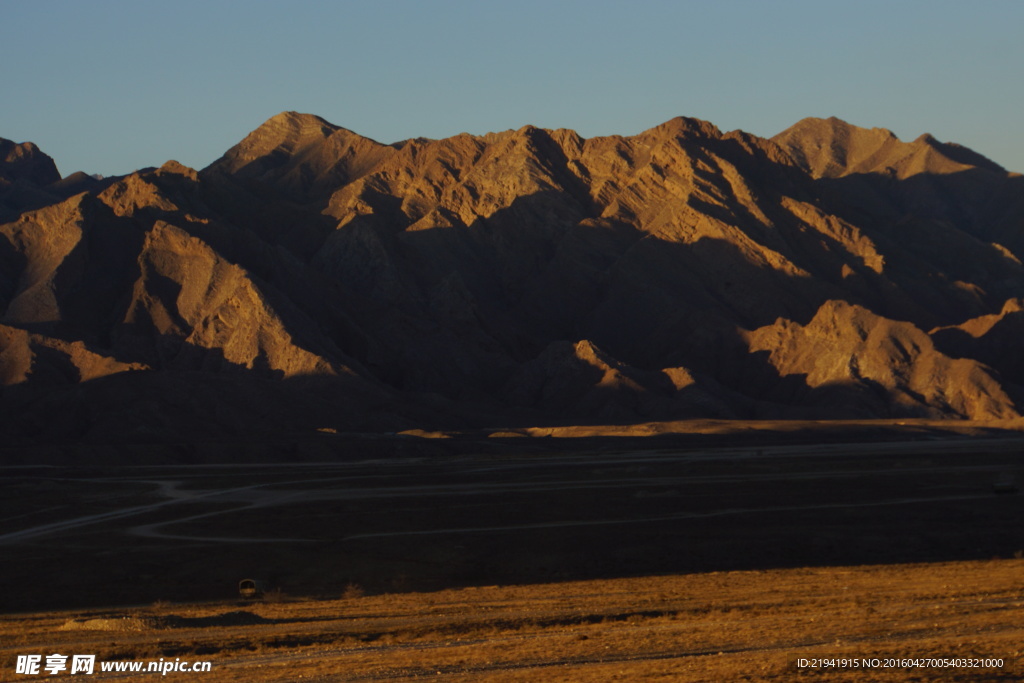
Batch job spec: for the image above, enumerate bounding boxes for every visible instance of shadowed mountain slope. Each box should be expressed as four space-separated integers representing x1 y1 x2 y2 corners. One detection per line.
2 113 1023 442
1 139 61 187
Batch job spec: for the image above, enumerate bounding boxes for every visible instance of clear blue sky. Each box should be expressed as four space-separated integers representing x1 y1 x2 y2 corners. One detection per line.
3 0 1022 177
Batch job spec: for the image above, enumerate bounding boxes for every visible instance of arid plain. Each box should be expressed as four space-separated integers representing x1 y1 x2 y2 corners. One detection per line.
3 426 1023 680
3 558 1022 681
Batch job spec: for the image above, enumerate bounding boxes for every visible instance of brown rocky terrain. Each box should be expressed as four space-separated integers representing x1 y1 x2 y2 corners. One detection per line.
745 300 1019 420
2 113 1024 447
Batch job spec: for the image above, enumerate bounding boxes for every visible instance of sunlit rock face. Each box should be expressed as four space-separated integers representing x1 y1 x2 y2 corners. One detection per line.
2 113 1024 441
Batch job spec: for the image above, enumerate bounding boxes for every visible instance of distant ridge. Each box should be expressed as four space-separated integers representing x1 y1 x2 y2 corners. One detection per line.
772 116 1006 178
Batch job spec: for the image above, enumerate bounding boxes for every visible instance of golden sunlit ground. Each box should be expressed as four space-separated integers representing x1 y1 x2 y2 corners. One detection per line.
2 560 1022 681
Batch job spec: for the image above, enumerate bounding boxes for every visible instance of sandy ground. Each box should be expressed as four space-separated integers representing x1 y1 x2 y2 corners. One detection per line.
1 559 1021 681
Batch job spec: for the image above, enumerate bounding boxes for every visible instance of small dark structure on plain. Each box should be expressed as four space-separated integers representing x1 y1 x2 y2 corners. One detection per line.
238 579 268 598
993 474 1018 495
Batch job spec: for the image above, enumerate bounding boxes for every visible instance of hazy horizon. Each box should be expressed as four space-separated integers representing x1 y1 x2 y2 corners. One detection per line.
3 0 1022 177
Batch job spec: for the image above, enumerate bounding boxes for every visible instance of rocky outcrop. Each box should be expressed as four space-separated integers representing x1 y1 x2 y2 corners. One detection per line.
930 299 1024 385
747 300 1018 420
0 139 61 187
505 339 735 421
0 323 145 385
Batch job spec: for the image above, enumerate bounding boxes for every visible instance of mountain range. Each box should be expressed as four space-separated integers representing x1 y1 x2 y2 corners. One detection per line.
2 112 1024 443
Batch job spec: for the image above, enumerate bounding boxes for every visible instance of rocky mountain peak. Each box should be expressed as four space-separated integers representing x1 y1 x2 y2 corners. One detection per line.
643 116 723 140
262 111 340 137
772 117 1008 180
206 111 352 175
0 138 62 187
